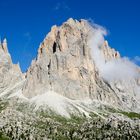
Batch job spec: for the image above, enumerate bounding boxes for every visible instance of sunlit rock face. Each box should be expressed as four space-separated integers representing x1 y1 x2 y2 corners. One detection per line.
21 18 140 112
22 19 118 107
0 39 23 94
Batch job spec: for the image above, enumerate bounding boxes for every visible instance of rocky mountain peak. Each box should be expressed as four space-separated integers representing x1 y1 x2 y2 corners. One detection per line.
0 38 8 53
101 40 120 61
38 18 90 57
0 39 23 96
21 19 118 106
22 19 140 113
23 19 95 98
0 38 12 69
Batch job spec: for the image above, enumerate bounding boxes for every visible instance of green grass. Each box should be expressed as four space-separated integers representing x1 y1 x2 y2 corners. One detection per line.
99 106 140 119
0 132 9 140
119 111 140 119
39 109 86 125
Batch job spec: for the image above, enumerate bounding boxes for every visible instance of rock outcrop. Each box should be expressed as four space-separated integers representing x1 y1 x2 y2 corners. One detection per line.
22 18 140 112
101 40 120 61
0 39 24 97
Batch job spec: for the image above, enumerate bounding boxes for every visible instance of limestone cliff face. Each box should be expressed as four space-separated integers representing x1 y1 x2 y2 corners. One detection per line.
22 19 122 107
101 40 120 61
22 18 140 112
0 39 23 95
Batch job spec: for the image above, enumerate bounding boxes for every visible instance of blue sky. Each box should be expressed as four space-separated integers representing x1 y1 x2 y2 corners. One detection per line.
0 0 140 71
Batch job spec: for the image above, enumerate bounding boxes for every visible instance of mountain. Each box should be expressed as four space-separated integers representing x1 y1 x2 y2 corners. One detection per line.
0 39 24 99
0 18 140 139
23 18 140 115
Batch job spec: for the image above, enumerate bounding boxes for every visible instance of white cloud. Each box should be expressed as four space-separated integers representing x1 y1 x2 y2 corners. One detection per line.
87 21 140 82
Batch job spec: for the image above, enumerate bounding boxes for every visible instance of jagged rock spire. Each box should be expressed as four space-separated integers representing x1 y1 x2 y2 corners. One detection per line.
0 38 9 53
2 38 8 53
0 37 23 95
